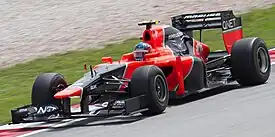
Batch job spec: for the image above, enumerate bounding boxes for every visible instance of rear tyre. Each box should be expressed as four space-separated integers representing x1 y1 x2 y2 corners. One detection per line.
131 65 169 116
31 73 70 113
231 37 271 86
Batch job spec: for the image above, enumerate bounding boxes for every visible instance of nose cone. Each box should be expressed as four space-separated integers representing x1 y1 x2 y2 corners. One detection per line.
54 86 82 99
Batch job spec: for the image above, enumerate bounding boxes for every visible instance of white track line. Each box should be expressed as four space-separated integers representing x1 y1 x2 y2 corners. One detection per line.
17 118 87 137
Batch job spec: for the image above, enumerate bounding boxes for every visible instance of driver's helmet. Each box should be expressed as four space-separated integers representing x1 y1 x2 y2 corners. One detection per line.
133 42 152 61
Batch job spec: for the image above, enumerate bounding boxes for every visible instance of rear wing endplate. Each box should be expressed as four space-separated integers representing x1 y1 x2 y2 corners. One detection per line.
171 10 242 33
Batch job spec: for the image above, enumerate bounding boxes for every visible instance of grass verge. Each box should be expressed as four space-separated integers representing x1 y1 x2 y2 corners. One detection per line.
1 5 275 124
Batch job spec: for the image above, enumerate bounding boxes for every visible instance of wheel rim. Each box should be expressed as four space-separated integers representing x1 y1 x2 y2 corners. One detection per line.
256 47 269 74
154 75 167 102
56 84 66 92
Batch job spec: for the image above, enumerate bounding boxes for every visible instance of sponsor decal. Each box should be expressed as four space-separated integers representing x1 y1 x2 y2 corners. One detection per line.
102 102 109 107
18 108 29 112
18 106 37 113
48 113 60 119
183 13 221 19
112 100 125 109
194 41 204 56
222 18 236 30
168 32 183 39
196 42 203 53
90 85 97 90
36 105 58 114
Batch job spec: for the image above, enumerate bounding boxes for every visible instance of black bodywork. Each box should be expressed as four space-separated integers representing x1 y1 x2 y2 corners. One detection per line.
170 10 242 88
10 64 148 124
10 10 243 124
163 11 241 95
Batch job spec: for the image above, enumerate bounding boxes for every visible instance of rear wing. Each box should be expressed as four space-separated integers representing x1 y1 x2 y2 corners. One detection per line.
171 10 243 54
171 10 242 36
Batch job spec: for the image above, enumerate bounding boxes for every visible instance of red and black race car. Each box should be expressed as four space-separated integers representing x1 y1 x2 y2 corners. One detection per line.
10 10 271 124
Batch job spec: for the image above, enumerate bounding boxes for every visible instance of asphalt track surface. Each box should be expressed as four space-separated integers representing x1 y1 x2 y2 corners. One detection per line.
21 66 275 137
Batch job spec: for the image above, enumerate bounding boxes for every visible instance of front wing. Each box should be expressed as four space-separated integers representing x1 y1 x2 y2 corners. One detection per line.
10 95 147 124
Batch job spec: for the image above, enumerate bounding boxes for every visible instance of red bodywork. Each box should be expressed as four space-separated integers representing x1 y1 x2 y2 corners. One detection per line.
54 24 243 99
222 28 243 54
116 25 209 95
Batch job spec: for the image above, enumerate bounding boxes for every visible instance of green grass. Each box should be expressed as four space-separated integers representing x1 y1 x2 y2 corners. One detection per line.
1 5 275 124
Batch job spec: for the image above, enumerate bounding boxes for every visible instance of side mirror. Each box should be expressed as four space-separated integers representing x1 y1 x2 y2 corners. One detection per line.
102 57 113 64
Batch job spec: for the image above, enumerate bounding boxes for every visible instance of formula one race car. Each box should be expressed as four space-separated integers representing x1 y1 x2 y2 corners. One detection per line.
10 10 271 124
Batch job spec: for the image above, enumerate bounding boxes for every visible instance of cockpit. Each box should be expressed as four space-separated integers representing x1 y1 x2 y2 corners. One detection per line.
163 26 194 56
138 20 194 56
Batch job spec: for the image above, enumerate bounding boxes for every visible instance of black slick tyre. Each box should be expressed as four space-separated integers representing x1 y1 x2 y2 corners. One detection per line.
231 37 271 86
31 73 70 113
130 65 169 116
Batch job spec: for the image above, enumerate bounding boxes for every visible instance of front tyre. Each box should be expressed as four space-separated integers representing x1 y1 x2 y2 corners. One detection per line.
130 65 169 116
31 73 70 114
